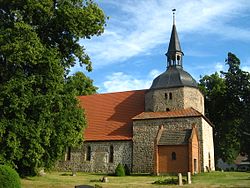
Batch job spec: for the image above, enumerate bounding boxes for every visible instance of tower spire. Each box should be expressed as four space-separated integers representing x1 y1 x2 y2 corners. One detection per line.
166 9 184 69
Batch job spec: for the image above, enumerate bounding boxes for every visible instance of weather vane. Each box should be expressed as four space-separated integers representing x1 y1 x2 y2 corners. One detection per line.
172 9 176 25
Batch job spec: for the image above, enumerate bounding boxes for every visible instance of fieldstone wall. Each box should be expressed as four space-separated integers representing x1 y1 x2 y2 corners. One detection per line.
145 87 184 112
132 121 159 173
183 87 204 114
201 119 215 171
145 86 204 114
132 116 212 173
56 140 132 173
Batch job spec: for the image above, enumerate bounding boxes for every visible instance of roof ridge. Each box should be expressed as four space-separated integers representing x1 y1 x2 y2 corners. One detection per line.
133 108 202 120
78 89 147 98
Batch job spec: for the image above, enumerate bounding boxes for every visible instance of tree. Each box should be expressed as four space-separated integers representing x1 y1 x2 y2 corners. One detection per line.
0 0 106 176
223 53 250 160
65 72 98 96
218 53 244 162
199 72 226 161
199 52 250 163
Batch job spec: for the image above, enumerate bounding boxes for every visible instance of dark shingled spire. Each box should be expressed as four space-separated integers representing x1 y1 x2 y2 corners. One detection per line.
165 9 184 69
149 9 198 89
166 24 183 56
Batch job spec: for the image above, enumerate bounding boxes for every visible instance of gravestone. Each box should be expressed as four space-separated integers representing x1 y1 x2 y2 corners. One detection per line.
187 172 191 184
101 176 109 183
178 173 183 186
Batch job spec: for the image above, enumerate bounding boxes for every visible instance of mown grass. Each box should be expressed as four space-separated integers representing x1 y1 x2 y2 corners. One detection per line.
21 171 250 188
191 171 250 187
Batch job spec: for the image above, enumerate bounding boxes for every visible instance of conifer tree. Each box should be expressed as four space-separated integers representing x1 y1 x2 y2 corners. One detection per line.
199 52 250 162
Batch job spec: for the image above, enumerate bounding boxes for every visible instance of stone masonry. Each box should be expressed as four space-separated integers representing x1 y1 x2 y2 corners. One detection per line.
201 118 215 171
56 141 132 173
132 116 214 173
183 87 204 114
145 87 204 114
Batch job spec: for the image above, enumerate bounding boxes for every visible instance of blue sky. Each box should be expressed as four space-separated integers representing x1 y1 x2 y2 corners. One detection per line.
71 0 250 93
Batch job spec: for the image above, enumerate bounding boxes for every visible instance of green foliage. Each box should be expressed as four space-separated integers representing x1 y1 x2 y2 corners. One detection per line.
0 0 106 176
199 72 226 126
199 52 250 162
0 165 21 188
115 163 125 176
65 72 98 96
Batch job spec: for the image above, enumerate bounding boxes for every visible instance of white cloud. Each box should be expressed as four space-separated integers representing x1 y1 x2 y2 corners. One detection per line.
83 0 250 68
215 62 226 73
187 61 227 80
100 69 160 93
149 69 161 79
242 66 250 73
242 58 250 73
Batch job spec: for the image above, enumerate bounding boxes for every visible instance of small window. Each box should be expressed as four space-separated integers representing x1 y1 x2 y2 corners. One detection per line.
165 93 168 99
194 159 197 172
109 145 114 163
177 55 180 61
166 108 170 111
169 92 172 100
208 152 211 169
86 146 91 161
172 152 176 160
167 57 170 67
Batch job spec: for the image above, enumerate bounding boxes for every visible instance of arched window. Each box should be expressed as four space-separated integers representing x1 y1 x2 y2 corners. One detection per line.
65 147 71 161
109 145 114 163
169 92 172 100
86 146 91 161
167 57 170 67
165 93 168 99
166 108 170 112
194 159 197 172
172 152 176 160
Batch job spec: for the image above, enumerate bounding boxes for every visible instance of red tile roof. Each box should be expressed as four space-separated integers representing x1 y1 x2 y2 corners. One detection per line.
78 90 146 141
133 107 214 127
132 108 202 120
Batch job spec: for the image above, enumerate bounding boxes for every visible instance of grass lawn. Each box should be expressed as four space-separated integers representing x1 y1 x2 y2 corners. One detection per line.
21 171 250 188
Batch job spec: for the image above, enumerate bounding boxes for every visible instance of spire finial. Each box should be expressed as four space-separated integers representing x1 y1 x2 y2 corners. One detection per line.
166 8 184 69
172 9 176 25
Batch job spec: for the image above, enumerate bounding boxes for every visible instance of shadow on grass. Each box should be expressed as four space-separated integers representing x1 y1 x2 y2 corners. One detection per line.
60 173 72 176
90 173 107 176
130 173 152 176
89 179 101 183
23 177 33 181
243 176 250 180
88 173 175 177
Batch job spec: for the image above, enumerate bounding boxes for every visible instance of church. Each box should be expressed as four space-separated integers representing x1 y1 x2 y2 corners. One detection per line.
57 13 215 175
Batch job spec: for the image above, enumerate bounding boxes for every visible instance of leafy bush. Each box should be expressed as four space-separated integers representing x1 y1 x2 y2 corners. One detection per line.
0 165 21 188
115 163 125 176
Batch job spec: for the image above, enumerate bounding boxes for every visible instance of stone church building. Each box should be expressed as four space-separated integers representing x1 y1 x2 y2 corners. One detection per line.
57 18 215 175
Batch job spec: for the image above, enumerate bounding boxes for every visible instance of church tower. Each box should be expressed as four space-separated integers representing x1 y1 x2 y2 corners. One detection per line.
145 10 204 114
133 10 214 174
